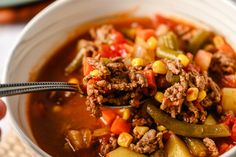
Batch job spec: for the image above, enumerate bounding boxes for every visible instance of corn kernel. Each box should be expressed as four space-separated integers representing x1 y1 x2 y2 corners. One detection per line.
186 87 199 102
68 78 79 84
155 91 164 103
133 126 149 136
198 90 207 102
177 54 190 67
90 69 100 77
131 58 145 67
152 60 167 74
120 108 131 120
147 36 158 50
117 132 133 147
213 35 225 49
157 125 166 131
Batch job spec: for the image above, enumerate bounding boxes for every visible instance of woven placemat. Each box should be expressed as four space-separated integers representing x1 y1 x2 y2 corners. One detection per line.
0 130 32 157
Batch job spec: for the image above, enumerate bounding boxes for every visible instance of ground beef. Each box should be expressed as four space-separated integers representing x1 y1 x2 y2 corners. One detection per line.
99 136 117 156
90 25 114 44
203 137 219 157
160 60 221 123
209 52 236 84
83 55 150 117
130 129 163 154
78 40 99 57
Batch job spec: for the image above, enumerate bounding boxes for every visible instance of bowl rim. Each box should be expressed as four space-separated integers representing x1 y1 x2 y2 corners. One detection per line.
2 0 236 157
2 0 68 156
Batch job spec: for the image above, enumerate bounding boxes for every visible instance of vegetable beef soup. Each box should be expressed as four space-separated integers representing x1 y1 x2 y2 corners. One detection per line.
28 14 236 157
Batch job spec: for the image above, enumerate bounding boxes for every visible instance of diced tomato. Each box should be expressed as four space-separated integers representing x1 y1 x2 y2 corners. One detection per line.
219 44 235 55
100 109 117 126
144 70 156 88
231 122 236 141
112 31 125 44
221 74 236 88
136 29 155 41
223 114 236 142
83 58 94 76
110 117 131 134
219 143 234 154
153 14 177 29
101 44 127 58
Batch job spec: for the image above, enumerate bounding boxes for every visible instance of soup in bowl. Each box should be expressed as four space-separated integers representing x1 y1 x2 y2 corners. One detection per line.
3 0 236 157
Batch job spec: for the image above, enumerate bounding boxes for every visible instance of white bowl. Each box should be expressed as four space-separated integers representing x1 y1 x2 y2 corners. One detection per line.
3 0 236 156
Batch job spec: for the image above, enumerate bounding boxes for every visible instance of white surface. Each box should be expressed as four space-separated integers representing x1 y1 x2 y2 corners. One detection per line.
0 25 25 136
2 0 236 156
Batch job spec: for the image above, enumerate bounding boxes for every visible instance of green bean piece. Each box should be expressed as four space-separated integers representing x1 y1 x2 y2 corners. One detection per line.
156 47 182 60
65 48 84 75
184 137 207 157
158 32 179 50
204 114 217 125
188 30 211 54
146 99 230 138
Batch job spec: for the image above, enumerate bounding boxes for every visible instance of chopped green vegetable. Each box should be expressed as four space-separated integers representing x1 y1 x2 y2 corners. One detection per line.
204 114 217 125
106 147 147 157
158 32 179 50
184 137 207 157
65 48 84 75
146 99 230 138
165 134 193 157
156 47 182 60
188 30 211 54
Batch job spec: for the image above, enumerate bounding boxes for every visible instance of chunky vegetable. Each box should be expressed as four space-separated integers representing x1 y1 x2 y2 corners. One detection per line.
93 127 110 137
188 30 210 54
154 91 164 103
177 54 190 67
194 50 212 71
165 134 192 157
152 60 167 74
156 47 182 60
117 132 133 147
147 36 158 50
136 29 155 41
222 88 236 114
100 109 117 126
111 117 131 134
65 48 84 75
133 126 149 136
83 58 94 76
131 58 145 67
186 87 199 102
106 147 147 157
204 114 216 125
144 70 156 87
66 129 92 151
184 138 207 157
146 99 231 138
158 31 179 50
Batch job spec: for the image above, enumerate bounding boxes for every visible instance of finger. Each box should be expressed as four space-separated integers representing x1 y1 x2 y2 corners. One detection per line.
0 99 6 120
